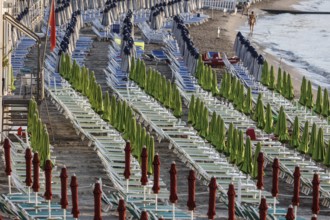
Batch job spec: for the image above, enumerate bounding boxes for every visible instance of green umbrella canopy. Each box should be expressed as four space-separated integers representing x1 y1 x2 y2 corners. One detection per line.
188 95 196 124
299 76 307 105
96 85 104 114
196 100 205 132
274 106 284 136
314 86 323 114
194 98 201 128
276 69 282 93
236 130 245 166
251 142 262 178
234 79 241 107
308 123 317 156
225 73 232 99
264 103 273 134
257 98 266 129
129 117 137 149
229 128 238 164
298 121 309 154
286 74 294 100
312 127 325 162
229 76 237 102
199 64 205 86
321 88 329 117
262 62 270 86
253 93 263 121
306 80 314 109
164 80 171 108
102 91 111 122
207 111 217 142
291 116 300 148
170 83 176 110
268 65 276 90
225 123 234 156
129 56 136 80
243 87 252 115
236 84 245 112
200 106 209 138
282 71 287 97
323 143 330 167
42 128 51 168
110 95 116 125
59 53 65 76
173 88 182 118
211 71 219 96
217 117 226 153
147 134 155 174
278 110 290 143
240 136 253 175
219 73 227 97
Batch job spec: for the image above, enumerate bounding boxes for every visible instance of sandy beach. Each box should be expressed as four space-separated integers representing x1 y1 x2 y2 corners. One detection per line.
189 0 314 98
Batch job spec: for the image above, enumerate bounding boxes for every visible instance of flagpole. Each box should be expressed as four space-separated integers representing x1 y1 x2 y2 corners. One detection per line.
41 0 55 101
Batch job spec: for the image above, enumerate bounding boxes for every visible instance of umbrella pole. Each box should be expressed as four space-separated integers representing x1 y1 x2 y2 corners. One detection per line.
35 192 38 213
143 186 146 207
273 197 276 214
155 194 158 211
294 205 297 219
172 203 175 220
259 189 262 202
48 200 51 218
237 178 242 205
191 210 193 220
63 209 66 220
126 179 129 193
8 176 11 194
28 187 31 203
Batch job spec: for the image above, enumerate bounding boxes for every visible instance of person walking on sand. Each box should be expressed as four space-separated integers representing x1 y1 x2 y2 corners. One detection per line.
249 11 256 33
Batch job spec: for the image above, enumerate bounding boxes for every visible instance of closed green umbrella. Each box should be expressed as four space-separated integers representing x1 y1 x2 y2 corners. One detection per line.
234 80 241 107
42 129 51 168
216 117 226 153
286 74 294 100
276 69 282 94
200 107 209 138
219 73 227 97
110 95 116 125
206 66 212 91
312 127 325 162
129 118 137 151
253 94 263 121
225 73 232 99
299 76 307 106
160 76 167 104
173 88 182 118
282 71 287 97
264 103 273 134
262 61 269 86
274 106 284 136
129 57 136 80
240 137 253 174
147 134 155 174
229 128 238 164
243 88 252 115
308 123 317 156
268 66 275 90
188 95 195 124
252 142 262 178
229 76 236 102
279 110 290 143
298 121 309 153
96 85 104 114
306 81 314 109
59 54 65 77
102 91 111 122
207 112 217 142
164 80 171 108
211 71 219 96
236 84 245 112
170 83 176 110
323 144 330 167
194 98 201 129
291 116 300 148
236 130 245 166
257 99 266 129
322 88 329 117
314 86 323 114
225 123 234 156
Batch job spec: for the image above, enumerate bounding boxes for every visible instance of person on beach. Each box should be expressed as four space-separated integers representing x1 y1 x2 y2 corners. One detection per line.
249 11 256 33
242 1 248 16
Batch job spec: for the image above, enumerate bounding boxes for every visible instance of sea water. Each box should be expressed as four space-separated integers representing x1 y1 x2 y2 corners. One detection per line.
238 0 330 89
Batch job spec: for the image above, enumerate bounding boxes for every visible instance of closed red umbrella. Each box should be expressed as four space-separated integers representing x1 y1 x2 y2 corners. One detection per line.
25 148 32 202
286 205 295 220
207 177 217 220
259 197 268 220
170 162 178 220
312 173 320 215
124 141 131 193
17 127 22 136
60 167 68 219
140 210 148 220
271 158 279 214
292 166 300 218
141 146 148 203
3 138 12 194
32 152 40 207
152 154 160 210
44 160 53 218
93 182 102 220
117 198 126 220
227 183 236 220
187 170 196 211
257 152 264 201
70 175 80 219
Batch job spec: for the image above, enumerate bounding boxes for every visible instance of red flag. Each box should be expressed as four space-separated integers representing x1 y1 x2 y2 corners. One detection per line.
49 0 56 51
